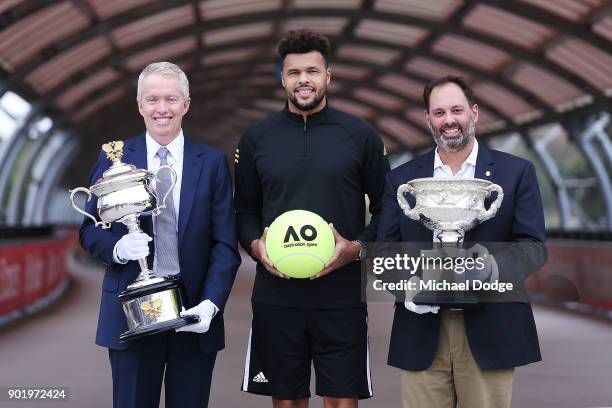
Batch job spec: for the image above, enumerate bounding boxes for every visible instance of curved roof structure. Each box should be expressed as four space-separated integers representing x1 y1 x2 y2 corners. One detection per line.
0 0 610 155
0 0 611 230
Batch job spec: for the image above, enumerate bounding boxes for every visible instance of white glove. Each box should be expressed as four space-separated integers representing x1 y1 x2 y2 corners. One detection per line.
175 299 218 334
114 232 152 263
404 301 440 314
404 276 439 314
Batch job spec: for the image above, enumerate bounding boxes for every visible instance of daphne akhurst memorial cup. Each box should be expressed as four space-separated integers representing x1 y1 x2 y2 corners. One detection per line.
70 141 198 342
397 177 503 304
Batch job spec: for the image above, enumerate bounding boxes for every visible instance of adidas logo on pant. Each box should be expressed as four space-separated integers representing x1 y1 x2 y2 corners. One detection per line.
252 372 268 383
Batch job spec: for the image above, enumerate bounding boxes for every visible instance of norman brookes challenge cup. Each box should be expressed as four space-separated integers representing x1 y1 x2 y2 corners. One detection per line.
397 177 504 304
69 141 198 342
397 178 504 244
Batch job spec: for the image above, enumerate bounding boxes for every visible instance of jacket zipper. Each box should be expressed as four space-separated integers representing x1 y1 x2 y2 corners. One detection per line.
303 119 308 157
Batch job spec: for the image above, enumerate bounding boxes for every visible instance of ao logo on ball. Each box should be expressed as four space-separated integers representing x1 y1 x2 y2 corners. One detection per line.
283 224 318 243
266 210 335 278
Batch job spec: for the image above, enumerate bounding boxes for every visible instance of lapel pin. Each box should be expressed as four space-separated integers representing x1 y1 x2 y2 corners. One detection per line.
485 170 491 177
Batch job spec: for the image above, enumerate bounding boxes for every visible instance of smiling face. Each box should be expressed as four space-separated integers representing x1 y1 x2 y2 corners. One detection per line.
281 50 331 115
137 73 190 145
425 82 478 153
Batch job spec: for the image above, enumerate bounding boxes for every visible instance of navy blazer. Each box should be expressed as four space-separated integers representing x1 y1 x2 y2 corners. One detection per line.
79 134 241 352
378 144 546 371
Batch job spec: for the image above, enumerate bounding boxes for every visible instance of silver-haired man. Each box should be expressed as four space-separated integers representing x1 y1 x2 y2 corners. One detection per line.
79 61 240 408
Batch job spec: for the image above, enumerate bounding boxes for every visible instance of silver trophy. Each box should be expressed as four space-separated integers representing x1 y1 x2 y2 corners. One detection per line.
397 178 503 304
70 141 198 342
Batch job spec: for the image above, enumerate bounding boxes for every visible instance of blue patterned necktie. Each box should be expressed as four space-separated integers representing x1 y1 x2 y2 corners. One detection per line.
154 147 180 276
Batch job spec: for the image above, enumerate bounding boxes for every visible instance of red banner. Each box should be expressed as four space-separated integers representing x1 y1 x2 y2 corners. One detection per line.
0 235 70 316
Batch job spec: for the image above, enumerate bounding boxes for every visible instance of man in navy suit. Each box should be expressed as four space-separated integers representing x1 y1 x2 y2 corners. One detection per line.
377 75 546 408
79 61 241 408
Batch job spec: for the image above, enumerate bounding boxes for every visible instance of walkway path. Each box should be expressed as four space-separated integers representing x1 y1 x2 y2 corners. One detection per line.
1 256 611 407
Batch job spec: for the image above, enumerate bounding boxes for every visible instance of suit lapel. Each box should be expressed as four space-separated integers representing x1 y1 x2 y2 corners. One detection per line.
415 149 435 179
126 134 147 170
474 143 495 181
178 137 204 247
468 143 497 242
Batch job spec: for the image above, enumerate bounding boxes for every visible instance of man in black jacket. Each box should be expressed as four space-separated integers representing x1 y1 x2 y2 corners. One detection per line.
235 30 388 408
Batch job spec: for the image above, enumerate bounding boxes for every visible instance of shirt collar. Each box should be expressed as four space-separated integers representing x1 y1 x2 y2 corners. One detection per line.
434 138 479 170
146 130 184 163
283 102 330 127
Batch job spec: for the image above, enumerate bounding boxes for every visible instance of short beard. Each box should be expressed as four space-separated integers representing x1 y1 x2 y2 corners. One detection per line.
287 88 326 112
429 115 475 153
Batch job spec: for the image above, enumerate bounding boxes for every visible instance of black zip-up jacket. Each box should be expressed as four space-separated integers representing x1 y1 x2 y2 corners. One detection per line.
235 103 389 308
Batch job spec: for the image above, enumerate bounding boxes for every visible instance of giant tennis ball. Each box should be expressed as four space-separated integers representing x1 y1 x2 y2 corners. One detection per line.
265 210 335 278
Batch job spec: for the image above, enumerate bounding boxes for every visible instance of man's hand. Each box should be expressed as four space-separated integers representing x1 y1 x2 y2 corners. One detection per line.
405 301 440 314
464 244 498 284
311 224 359 280
250 228 289 279
115 232 151 262
404 276 440 314
175 300 217 334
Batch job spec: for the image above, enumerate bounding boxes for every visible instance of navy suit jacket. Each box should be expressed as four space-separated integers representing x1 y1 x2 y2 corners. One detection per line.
378 144 546 370
79 134 241 352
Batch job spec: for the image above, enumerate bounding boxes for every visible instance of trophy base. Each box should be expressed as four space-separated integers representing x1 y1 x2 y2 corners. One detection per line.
119 315 200 343
118 275 196 342
412 290 478 306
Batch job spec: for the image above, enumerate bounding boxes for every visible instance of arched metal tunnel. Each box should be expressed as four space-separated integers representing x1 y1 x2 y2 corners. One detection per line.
0 1 611 407
0 0 610 228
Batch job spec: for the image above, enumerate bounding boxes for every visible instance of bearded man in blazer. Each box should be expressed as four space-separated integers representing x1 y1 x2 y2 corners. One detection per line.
377 75 546 408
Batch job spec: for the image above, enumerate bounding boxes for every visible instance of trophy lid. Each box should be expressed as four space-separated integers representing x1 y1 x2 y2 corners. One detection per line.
90 141 154 196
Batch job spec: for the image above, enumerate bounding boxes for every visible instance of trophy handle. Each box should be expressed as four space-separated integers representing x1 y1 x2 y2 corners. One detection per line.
397 184 419 221
69 187 110 229
152 165 177 216
479 183 504 222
